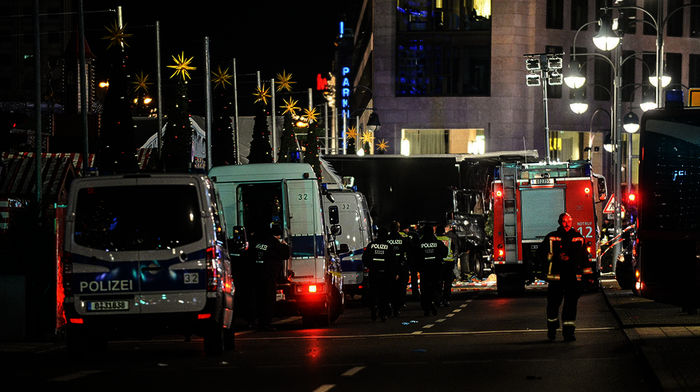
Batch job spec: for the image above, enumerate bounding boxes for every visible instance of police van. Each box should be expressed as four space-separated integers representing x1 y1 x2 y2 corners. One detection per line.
210 163 344 327
322 186 373 299
62 174 235 355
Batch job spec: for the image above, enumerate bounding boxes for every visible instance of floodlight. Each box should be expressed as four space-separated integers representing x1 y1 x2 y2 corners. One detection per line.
526 57 541 71
548 70 562 86
526 73 541 86
547 56 563 70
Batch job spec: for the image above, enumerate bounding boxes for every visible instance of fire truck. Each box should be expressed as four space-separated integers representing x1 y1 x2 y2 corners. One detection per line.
491 160 607 295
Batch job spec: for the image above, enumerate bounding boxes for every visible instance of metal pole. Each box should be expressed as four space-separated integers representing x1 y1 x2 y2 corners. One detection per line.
204 36 213 171
308 88 313 110
257 71 260 89
540 59 551 164
33 0 41 210
655 2 664 107
612 46 623 273
324 102 328 155
342 113 347 155
156 21 163 165
271 78 277 162
626 132 632 192
78 0 89 175
232 58 240 164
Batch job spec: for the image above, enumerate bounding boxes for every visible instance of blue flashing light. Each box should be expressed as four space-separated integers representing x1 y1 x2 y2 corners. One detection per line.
665 89 684 107
339 21 344 38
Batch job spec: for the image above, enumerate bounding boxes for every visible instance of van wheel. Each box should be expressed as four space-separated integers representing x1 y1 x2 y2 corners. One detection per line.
204 324 225 356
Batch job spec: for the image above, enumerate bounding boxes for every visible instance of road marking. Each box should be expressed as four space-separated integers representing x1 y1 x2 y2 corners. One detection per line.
452 308 462 313
235 327 617 341
312 384 335 392
446 313 455 318
50 370 103 382
341 366 366 376
423 324 435 329
460 304 468 308
436 318 446 323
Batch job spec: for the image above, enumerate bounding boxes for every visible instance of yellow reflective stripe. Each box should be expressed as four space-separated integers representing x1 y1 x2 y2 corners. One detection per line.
572 237 584 243
563 321 576 326
547 318 559 323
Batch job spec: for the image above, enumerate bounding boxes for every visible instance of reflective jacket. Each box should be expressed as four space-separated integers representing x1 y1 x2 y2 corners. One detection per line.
436 235 455 262
538 227 587 282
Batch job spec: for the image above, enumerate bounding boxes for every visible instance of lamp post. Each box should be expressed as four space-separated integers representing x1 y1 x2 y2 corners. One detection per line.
524 52 564 164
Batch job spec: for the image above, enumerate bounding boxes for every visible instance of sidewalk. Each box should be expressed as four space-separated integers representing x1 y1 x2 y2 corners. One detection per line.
600 279 700 391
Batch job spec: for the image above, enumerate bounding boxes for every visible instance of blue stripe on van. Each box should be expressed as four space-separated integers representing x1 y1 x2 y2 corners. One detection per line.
291 235 326 258
339 248 365 272
69 249 208 294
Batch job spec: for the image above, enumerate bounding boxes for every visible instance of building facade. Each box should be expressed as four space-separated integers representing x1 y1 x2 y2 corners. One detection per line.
341 0 700 187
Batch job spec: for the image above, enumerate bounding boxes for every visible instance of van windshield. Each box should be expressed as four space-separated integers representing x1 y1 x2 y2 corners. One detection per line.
74 185 203 251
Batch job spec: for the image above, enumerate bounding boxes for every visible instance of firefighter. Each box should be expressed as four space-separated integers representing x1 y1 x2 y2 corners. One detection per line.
252 223 290 331
435 225 457 306
416 224 448 316
388 220 410 316
538 213 587 341
362 226 397 321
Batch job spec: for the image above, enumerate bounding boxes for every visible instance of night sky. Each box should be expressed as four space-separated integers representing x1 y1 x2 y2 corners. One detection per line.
84 1 354 114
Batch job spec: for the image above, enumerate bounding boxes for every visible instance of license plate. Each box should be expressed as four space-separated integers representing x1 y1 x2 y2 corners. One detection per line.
276 291 286 302
87 300 130 311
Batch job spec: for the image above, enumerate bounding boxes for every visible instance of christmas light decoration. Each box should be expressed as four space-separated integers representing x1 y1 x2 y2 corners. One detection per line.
132 71 152 94
275 70 296 92
212 66 233 89
167 52 196 81
253 85 271 105
102 21 132 49
281 97 300 116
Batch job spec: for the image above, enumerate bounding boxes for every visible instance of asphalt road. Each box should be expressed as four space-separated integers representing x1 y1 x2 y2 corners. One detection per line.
2 287 656 391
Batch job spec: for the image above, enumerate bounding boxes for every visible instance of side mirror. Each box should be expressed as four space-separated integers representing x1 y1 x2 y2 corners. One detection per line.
339 243 350 254
228 226 248 256
596 175 608 201
331 224 342 236
328 205 339 225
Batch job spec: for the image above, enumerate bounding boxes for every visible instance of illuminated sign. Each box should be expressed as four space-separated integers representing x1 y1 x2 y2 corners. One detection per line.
689 88 700 107
316 74 328 91
341 66 351 118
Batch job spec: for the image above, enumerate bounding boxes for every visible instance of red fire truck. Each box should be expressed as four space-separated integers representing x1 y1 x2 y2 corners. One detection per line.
491 160 607 295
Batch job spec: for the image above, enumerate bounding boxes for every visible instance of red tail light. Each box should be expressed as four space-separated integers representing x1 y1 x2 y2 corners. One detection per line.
296 283 325 295
197 313 212 320
584 187 591 195
206 246 220 292
495 189 503 198
68 318 84 325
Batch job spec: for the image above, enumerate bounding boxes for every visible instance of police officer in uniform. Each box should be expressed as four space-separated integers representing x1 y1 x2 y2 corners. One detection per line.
538 213 587 341
388 220 410 316
416 224 448 316
252 223 290 331
362 226 397 321
403 224 422 300
436 225 457 306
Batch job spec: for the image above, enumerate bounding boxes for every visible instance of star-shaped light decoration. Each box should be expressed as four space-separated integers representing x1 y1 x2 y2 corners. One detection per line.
346 126 358 140
361 131 375 145
376 139 390 152
102 21 133 49
132 71 152 94
167 52 196 81
281 97 300 116
212 66 233 89
253 85 271 105
275 70 296 92
304 107 319 123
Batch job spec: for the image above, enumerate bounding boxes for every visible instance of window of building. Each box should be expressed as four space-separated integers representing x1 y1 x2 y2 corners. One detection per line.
546 46 562 98
549 130 583 162
401 128 485 155
690 54 700 87
692 0 700 37
396 0 491 32
666 52 682 91
594 50 612 101
667 0 684 37
622 50 636 102
547 0 564 29
643 0 658 36
642 52 656 101
396 37 490 96
571 0 588 31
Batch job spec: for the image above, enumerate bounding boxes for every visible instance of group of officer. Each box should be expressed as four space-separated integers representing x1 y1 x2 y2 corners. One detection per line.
362 220 459 320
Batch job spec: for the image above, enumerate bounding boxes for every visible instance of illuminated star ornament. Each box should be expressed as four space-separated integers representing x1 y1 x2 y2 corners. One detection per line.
281 97 300 116
376 139 390 152
167 52 197 81
275 70 296 92
304 107 319 123
132 71 152 94
102 21 132 49
361 131 375 145
212 66 233 89
253 85 271 105
346 126 358 139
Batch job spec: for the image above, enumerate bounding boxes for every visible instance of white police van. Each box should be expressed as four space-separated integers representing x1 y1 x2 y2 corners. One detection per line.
62 174 234 355
322 186 373 299
210 163 344 327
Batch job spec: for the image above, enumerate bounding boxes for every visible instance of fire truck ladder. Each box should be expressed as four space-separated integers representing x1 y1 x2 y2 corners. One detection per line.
501 166 519 263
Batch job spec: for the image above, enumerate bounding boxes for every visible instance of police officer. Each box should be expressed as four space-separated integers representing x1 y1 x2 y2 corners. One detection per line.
362 226 396 321
416 224 448 316
252 223 290 331
538 213 587 341
388 220 410 316
436 225 457 306
403 224 422 300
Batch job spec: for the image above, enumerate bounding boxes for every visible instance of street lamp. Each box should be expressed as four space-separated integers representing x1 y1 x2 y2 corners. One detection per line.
592 12 621 51
622 111 639 134
524 52 563 163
